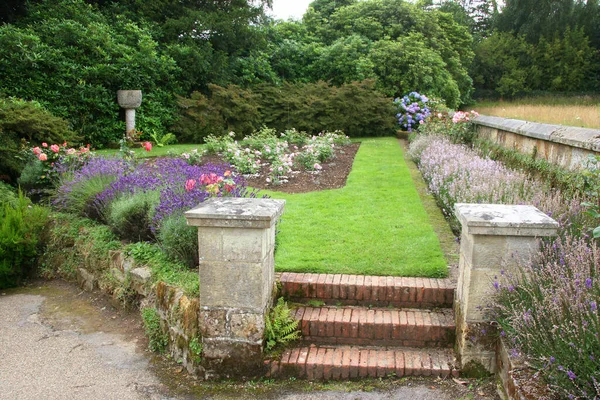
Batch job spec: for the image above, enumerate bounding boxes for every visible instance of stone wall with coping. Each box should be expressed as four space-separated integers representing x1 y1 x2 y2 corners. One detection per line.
76 250 206 376
473 115 600 170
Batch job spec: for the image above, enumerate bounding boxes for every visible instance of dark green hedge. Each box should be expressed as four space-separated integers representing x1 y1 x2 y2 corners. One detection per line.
173 80 397 142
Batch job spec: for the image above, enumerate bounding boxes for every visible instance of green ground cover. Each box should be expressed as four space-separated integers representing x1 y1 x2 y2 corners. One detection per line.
263 137 448 277
95 144 204 158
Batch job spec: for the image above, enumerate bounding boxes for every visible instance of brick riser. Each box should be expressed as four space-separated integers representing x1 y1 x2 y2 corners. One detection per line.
280 272 454 308
266 345 459 381
296 306 455 348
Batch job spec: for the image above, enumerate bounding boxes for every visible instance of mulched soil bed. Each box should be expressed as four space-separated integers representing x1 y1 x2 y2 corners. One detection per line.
200 142 361 194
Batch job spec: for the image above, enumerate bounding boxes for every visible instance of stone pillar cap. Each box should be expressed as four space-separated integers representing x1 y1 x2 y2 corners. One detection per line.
185 198 285 228
454 203 559 236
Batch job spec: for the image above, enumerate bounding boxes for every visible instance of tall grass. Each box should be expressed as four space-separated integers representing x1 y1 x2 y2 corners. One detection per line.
473 98 600 128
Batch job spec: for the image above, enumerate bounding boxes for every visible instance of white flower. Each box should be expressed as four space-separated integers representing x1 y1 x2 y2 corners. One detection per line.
229 131 235 137
314 163 322 170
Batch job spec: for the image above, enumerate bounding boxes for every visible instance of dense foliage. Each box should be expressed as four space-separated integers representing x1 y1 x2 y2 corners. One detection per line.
174 81 397 141
0 189 49 288
0 0 179 147
0 98 79 184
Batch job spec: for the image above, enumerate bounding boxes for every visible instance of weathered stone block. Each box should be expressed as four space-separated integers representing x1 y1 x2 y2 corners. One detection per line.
198 261 266 310
229 311 264 342
199 308 228 337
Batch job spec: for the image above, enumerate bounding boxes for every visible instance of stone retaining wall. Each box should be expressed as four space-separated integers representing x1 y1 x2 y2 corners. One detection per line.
76 250 206 377
473 115 600 170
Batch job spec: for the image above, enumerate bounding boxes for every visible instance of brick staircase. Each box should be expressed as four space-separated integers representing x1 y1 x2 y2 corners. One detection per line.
265 272 459 380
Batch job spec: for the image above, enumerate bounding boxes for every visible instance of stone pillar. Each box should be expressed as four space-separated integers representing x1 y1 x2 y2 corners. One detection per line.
184 197 285 378
454 204 558 374
117 90 142 139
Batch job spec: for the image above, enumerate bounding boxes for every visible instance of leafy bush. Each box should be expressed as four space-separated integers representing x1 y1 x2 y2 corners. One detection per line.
0 0 179 147
0 191 49 288
141 307 168 353
0 98 78 183
0 182 17 207
156 215 198 269
19 142 93 193
265 298 301 353
107 190 160 242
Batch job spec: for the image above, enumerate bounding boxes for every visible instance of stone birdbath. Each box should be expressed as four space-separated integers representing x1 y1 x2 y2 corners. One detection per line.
117 90 142 140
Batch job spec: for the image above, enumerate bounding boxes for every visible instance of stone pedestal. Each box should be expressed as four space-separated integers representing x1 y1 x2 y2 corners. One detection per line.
117 90 142 138
185 198 285 377
454 204 558 374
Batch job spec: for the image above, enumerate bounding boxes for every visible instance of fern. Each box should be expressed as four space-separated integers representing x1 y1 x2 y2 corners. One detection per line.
265 298 301 352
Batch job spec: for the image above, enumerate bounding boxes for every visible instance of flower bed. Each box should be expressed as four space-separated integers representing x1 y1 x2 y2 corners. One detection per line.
410 128 600 398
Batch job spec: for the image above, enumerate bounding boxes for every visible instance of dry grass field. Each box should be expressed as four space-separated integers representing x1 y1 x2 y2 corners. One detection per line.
473 97 600 128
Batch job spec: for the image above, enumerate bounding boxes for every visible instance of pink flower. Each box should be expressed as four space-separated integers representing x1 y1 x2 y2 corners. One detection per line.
50 144 60 153
143 141 152 152
313 163 322 170
185 179 196 192
32 147 42 155
38 153 48 161
79 147 89 154
66 148 77 155
42 142 48 148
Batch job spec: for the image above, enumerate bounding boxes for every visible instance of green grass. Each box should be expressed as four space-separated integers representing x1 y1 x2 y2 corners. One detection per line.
263 137 448 277
95 143 204 158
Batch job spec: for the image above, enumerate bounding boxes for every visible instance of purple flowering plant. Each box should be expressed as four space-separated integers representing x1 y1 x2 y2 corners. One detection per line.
394 92 431 132
409 134 600 398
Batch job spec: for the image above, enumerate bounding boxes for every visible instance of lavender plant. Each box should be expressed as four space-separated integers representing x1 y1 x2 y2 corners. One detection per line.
410 134 599 398
491 235 600 399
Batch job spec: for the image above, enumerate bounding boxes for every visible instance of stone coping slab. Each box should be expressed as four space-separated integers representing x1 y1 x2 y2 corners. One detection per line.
455 203 559 236
185 198 285 228
473 115 600 152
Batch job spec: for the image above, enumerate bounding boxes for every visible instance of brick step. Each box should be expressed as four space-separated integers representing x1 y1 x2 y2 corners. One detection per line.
295 306 455 348
265 345 458 381
280 272 454 308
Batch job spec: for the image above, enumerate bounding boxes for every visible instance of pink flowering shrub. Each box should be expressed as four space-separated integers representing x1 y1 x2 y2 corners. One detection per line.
19 142 93 193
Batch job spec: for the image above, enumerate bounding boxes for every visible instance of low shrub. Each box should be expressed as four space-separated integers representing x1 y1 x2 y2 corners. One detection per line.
156 215 198 269
410 132 599 398
107 190 160 242
53 157 131 218
394 92 431 132
491 235 600 399
0 191 49 288
0 97 78 183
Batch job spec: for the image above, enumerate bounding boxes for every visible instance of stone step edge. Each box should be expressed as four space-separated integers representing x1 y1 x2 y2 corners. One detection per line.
278 272 455 307
295 306 455 348
265 345 459 380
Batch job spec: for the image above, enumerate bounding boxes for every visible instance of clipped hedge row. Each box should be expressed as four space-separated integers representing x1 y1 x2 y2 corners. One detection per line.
173 80 397 142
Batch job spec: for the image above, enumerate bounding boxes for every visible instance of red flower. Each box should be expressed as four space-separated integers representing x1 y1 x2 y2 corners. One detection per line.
143 141 152 152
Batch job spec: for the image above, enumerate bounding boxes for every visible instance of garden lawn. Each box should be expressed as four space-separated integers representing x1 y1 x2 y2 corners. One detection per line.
262 137 448 277
96 144 204 158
